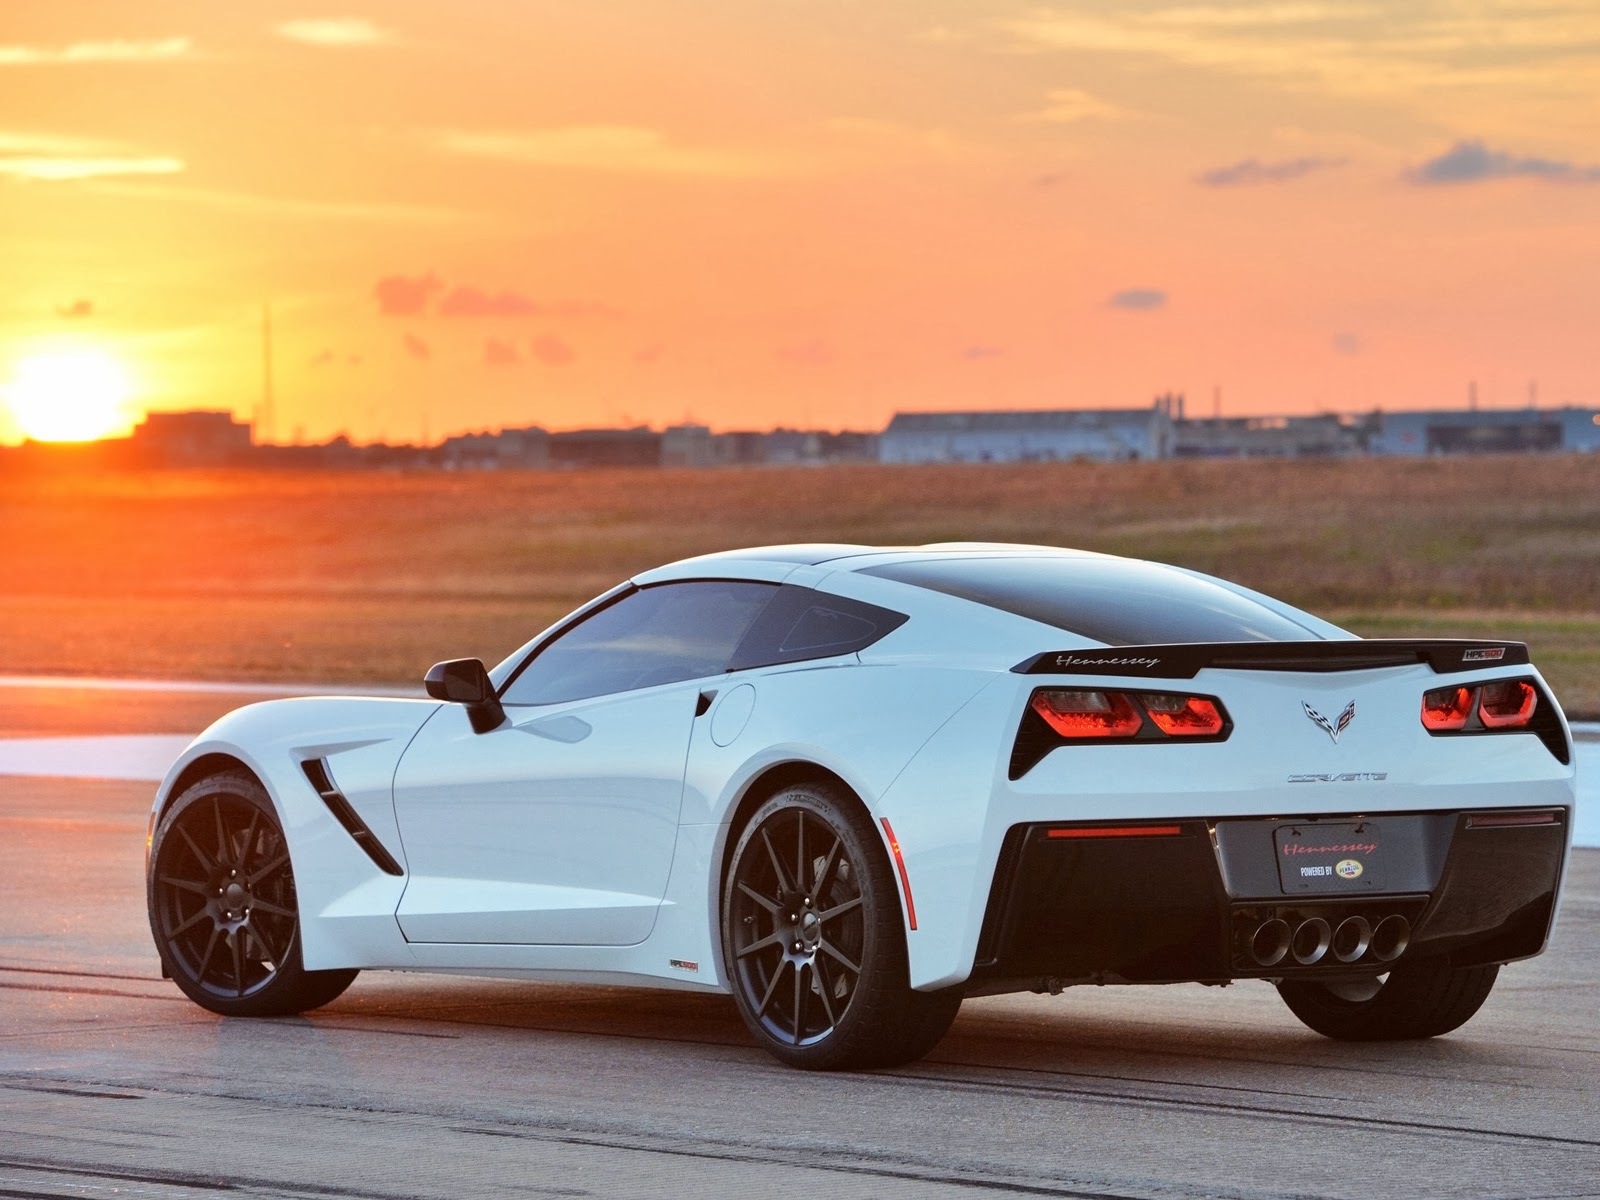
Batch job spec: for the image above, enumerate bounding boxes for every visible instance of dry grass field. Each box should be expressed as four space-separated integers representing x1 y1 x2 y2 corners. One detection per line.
3 454 1598 714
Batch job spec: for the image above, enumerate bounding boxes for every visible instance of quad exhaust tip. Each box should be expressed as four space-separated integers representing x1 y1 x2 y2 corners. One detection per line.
1250 918 1291 967
1371 914 1411 962
1332 916 1372 963
1246 914 1409 968
1290 917 1332 965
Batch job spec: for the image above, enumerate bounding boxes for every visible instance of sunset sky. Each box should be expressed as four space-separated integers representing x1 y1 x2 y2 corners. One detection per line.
2 1 1597 445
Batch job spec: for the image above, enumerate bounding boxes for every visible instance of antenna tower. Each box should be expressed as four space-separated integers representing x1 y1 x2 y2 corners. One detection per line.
259 303 275 445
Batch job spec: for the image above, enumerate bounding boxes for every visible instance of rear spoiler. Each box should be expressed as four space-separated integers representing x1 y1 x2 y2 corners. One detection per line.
1012 639 1531 679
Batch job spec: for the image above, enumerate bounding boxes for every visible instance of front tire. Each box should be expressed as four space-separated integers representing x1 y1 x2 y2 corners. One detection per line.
1278 958 1499 1041
148 770 357 1016
722 782 960 1070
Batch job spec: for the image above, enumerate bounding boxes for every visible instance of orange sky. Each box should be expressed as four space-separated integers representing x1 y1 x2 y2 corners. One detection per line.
2 1 1598 446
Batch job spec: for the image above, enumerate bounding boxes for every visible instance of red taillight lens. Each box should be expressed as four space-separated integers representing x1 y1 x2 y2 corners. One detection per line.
1143 695 1225 737
1031 689 1144 738
1478 680 1537 728
1422 686 1473 731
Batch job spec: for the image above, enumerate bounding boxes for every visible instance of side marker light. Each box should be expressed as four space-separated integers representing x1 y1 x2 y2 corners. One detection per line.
879 817 918 931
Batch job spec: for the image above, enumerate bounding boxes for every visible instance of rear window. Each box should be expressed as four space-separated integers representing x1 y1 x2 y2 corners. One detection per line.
860 557 1316 645
726 584 907 671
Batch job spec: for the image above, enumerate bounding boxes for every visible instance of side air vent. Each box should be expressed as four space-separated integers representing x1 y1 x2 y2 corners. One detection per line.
300 758 405 876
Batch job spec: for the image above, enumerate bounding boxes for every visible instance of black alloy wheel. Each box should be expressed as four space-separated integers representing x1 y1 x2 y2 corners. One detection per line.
722 782 960 1070
148 771 357 1016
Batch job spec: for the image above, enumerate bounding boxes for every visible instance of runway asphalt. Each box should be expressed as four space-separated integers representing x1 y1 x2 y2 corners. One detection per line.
1 679 1596 1198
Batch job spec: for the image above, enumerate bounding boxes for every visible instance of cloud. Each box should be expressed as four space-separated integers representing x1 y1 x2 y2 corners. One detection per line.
375 273 442 316
998 6 1600 106
1406 139 1600 186
0 38 193 66
962 344 1004 360
0 132 182 180
1033 171 1071 188
1024 88 1124 124
1108 288 1167 310
0 155 183 180
1333 332 1363 356
426 126 786 178
633 345 664 365
402 333 430 360
93 181 463 224
529 335 575 366
57 299 94 318
484 337 521 366
274 19 397 48
1197 155 1344 186
439 286 536 317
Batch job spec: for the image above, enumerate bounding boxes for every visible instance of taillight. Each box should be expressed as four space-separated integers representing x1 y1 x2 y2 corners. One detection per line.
1143 694 1226 737
1031 690 1143 738
1420 678 1545 734
1013 687 1233 776
1479 680 1537 728
1028 689 1229 741
1421 686 1473 731
1415 677 1566 765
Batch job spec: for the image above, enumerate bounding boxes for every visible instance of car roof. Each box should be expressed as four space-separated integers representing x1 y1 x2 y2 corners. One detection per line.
641 543 1346 646
668 542 1110 572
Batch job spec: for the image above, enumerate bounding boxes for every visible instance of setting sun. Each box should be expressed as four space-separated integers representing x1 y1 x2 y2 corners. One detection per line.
3 349 136 443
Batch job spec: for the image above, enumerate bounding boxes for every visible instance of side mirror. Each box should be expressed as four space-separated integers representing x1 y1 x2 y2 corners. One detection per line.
424 658 505 734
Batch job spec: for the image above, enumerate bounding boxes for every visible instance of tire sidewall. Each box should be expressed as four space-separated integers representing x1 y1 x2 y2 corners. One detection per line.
147 771 321 1017
720 783 909 1069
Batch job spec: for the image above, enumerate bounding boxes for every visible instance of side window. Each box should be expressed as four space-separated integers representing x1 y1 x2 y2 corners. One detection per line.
502 580 777 706
727 585 908 671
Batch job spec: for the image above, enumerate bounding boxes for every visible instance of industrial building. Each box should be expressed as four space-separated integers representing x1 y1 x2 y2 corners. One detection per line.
1370 408 1600 456
879 406 1173 465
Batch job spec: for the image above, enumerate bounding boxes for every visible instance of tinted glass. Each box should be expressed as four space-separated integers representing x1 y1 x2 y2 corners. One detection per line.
861 557 1316 645
726 584 908 671
503 581 777 705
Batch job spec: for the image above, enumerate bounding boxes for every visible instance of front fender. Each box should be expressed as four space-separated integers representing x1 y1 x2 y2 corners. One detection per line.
149 696 441 969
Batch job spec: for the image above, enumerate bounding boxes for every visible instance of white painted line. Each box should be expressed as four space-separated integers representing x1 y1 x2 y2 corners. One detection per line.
0 734 193 782
0 674 417 698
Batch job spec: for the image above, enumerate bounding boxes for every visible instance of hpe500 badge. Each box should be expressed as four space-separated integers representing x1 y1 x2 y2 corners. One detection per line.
1274 822 1385 893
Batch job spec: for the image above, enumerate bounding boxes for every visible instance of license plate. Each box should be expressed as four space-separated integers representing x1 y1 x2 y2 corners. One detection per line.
1274 821 1385 893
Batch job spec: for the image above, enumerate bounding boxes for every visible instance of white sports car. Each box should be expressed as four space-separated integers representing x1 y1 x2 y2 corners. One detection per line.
146 544 1577 1069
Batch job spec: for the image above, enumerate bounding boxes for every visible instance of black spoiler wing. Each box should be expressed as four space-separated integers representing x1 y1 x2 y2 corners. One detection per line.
1012 639 1531 679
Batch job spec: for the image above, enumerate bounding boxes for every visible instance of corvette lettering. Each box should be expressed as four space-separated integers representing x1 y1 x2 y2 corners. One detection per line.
1053 654 1162 670
1287 772 1388 783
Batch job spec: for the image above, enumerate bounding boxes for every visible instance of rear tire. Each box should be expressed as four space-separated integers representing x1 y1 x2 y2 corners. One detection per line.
722 783 961 1070
148 770 358 1017
1278 957 1499 1041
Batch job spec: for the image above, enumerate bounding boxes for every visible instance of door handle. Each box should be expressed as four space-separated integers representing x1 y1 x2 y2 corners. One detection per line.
696 689 718 717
